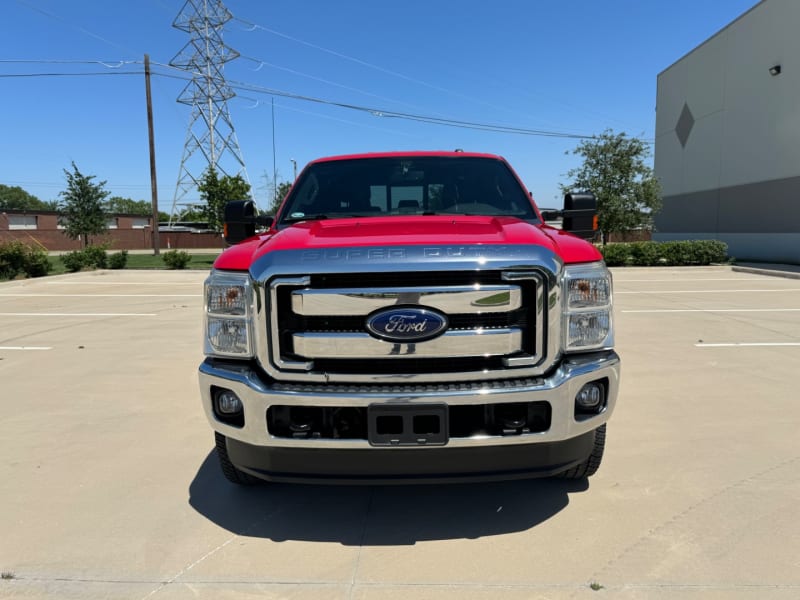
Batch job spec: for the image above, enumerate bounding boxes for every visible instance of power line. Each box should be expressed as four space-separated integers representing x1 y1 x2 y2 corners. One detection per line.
15 0 135 55
237 54 449 118
0 59 136 67
0 59 653 143
262 100 420 138
150 63 600 140
223 81 599 139
224 74 655 143
233 16 455 96
0 71 141 78
12 2 652 136
0 54 591 133
230 14 641 134
232 16 563 128
0 52 624 140
4 180 176 192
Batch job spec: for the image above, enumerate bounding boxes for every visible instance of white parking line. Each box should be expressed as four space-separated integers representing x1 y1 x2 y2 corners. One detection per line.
0 294 200 298
44 281 199 286
617 289 800 294
696 342 800 347
0 313 157 317
614 278 771 282
0 346 52 350
622 308 800 313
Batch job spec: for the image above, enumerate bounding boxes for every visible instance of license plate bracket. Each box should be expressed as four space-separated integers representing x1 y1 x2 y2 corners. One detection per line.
368 404 449 446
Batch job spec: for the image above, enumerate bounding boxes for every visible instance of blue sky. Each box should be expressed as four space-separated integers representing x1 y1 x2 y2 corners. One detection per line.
2 0 757 214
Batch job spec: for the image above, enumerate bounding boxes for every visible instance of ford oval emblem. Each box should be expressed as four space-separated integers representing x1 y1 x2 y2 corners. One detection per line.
365 306 449 343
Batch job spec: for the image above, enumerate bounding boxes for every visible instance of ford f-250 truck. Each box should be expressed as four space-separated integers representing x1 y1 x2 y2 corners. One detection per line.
199 151 619 485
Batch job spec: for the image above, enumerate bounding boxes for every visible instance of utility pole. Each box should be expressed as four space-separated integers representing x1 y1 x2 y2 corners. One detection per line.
290 158 297 181
271 97 277 200
144 54 160 255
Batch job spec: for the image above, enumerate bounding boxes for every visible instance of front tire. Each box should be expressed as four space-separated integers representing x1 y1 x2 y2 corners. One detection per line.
215 432 261 485
557 424 606 479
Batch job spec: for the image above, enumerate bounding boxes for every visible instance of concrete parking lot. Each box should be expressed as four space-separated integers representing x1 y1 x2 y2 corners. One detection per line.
1 266 798 599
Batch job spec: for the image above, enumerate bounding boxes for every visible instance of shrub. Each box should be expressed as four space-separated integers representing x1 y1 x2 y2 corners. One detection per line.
108 250 128 270
0 241 27 279
627 241 666 266
686 240 728 264
23 247 51 277
598 243 632 267
60 245 110 272
162 249 191 269
60 250 86 272
82 245 108 269
0 241 52 280
600 240 729 267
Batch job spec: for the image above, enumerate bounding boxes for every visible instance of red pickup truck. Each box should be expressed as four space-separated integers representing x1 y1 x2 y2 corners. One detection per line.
199 151 619 484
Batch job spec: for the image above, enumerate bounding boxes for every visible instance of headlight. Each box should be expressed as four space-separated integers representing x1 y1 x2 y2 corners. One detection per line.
562 262 613 351
204 271 255 357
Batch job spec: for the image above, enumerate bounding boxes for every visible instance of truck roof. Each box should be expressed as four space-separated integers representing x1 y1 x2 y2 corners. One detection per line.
308 150 506 165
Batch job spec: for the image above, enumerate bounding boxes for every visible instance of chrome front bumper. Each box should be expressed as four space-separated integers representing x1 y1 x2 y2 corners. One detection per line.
199 351 620 450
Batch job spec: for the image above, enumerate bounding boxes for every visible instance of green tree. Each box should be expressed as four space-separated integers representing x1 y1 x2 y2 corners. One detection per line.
561 129 661 242
259 170 294 214
58 162 110 248
175 204 206 222
106 196 169 222
106 196 149 214
197 168 252 232
0 184 49 211
270 181 293 214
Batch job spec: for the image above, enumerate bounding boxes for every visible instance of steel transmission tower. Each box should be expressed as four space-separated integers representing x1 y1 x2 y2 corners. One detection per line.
169 0 249 221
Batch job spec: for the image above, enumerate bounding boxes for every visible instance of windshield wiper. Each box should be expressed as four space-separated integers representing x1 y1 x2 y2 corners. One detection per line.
281 214 330 223
282 213 386 223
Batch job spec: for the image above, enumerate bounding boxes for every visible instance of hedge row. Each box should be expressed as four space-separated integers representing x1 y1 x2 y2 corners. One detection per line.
61 247 128 272
0 241 51 280
59 248 189 273
600 240 729 266
60 248 192 271
0 238 733 281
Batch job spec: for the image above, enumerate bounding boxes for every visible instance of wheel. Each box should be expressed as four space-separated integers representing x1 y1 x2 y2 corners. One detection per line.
214 432 262 485
557 424 606 479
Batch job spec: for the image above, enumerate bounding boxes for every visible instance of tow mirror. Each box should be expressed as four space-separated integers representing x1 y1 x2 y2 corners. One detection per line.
538 194 598 240
539 209 562 222
561 193 598 240
223 200 273 245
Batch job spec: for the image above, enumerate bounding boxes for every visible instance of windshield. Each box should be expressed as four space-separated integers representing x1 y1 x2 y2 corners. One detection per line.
277 156 537 225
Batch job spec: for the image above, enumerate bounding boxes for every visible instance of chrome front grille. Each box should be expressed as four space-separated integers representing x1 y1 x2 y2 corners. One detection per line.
291 285 522 314
264 269 550 382
292 329 523 359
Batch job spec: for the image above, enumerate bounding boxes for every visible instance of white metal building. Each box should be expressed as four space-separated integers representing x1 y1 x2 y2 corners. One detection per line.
654 0 800 263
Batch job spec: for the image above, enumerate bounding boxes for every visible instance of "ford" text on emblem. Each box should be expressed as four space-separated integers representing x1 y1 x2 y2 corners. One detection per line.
365 306 449 343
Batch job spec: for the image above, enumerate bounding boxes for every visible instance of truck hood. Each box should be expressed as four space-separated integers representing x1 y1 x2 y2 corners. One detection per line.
214 216 601 270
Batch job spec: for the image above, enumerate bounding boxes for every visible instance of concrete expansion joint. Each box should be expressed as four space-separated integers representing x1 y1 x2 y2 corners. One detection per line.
585 454 800 587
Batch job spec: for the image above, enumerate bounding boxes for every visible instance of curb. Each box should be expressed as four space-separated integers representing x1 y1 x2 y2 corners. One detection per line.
731 265 800 280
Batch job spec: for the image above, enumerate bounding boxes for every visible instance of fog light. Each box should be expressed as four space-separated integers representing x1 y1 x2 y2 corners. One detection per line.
576 383 603 410
215 389 243 414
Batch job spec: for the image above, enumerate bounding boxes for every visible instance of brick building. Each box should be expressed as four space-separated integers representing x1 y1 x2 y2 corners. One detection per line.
0 209 224 251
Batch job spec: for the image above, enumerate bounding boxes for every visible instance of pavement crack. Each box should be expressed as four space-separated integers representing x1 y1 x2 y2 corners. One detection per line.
139 503 289 600
348 487 375 600
588 454 800 585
